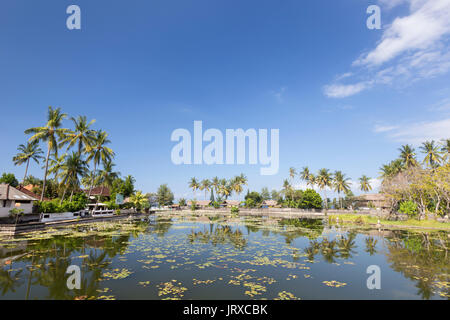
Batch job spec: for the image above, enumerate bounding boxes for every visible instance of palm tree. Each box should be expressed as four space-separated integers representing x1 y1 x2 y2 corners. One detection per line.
398 144 417 168
333 171 351 209
97 160 120 195
47 153 67 185
420 140 442 168
316 169 332 209
199 179 211 200
440 139 450 163
359 175 372 192
189 177 199 198
234 173 248 199
59 152 89 202
12 141 44 184
289 167 297 185
24 106 68 200
60 115 96 154
379 159 403 181
300 166 310 185
282 179 292 202
219 179 232 199
211 176 220 198
85 130 114 198
129 191 149 212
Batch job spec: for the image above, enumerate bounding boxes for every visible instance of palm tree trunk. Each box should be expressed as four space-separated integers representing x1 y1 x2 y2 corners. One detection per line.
41 145 51 201
88 162 97 198
60 187 67 205
70 189 74 202
23 158 30 185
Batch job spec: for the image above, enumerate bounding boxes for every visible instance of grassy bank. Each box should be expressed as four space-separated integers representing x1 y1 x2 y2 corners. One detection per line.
329 214 450 231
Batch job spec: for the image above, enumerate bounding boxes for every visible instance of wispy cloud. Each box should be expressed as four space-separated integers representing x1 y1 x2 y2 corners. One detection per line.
374 118 450 144
324 0 450 98
270 87 286 103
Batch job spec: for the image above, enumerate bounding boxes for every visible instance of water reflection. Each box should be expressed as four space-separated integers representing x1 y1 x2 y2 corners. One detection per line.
0 215 448 300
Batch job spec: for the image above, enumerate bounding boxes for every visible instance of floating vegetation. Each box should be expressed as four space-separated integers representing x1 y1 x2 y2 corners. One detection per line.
323 280 347 288
0 214 448 300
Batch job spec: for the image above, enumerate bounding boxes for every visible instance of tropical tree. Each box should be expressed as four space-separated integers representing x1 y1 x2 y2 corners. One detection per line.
289 167 297 185
129 191 149 212
232 174 248 199
420 140 442 169
211 176 220 198
379 159 404 182
316 169 332 209
47 153 67 185
189 177 199 198
219 179 232 199
359 175 372 192
24 106 68 200
199 179 211 200
399 144 417 168
333 171 351 209
60 115 96 154
441 139 450 163
12 141 44 184
97 160 120 195
282 179 292 202
85 130 114 197
58 152 89 202
156 184 174 206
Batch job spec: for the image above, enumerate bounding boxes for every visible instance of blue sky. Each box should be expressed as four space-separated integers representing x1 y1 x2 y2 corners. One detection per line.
1 0 449 199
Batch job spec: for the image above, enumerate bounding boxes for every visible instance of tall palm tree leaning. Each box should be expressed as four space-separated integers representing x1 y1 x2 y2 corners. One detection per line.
359 175 372 192
98 160 120 196
333 171 350 209
420 140 442 169
85 130 114 198
24 106 68 201
316 169 332 210
60 115 96 154
12 141 44 184
398 144 417 168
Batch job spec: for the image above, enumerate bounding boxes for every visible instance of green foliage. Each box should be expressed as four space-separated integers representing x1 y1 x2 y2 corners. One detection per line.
37 193 87 213
231 206 239 215
178 198 187 207
157 184 174 206
0 173 19 187
9 208 25 224
399 200 418 218
245 191 262 208
190 200 197 211
212 201 220 209
297 189 323 209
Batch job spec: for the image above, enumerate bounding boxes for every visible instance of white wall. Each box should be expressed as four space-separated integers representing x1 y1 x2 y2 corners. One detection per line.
0 201 34 218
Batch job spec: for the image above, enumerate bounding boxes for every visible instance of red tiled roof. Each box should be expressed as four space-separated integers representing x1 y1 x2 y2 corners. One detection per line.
17 186 48 201
84 186 110 197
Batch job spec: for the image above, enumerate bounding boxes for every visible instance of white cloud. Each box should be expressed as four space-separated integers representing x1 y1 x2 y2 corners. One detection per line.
374 118 450 144
325 0 450 98
373 125 399 133
323 82 370 98
270 87 286 103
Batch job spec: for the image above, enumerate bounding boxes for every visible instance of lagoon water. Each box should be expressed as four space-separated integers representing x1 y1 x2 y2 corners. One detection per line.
0 214 448 300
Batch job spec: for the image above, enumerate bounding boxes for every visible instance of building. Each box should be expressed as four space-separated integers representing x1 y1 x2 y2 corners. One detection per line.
262 200 279 208
187 200 211 209
355 194 388 209
0 184 39 218
224 200 241 207
84 187 111 200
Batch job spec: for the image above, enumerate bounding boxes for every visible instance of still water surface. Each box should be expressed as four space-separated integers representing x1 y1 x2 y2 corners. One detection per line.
0 215 448 300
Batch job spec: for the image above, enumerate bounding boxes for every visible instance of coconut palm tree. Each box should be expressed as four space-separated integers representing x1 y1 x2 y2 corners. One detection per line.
289 167 297 185
219 179 232 199
282 179 292 202
316 169 332 209
211 176 220 198
398 144 417 168
47 153 67 185
189 177 199 198
333 171 351 209
24 106 68 200
85 130 114 198
97 160 120 196
199 179 211 200
58 152 89 202
359 175 372 192
12 141 44 184
60 115 96 154
379 159 403 181
234 173 248 199
300 166 310 184
440 139 450 163
420 140 442 169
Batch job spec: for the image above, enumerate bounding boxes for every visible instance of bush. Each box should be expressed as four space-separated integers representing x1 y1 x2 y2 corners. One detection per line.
190 200 197 212
36 193 88 214
245 192 262 208
212 201 220 209
298 189 323 209
398 200 418 218
231 206 239 215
